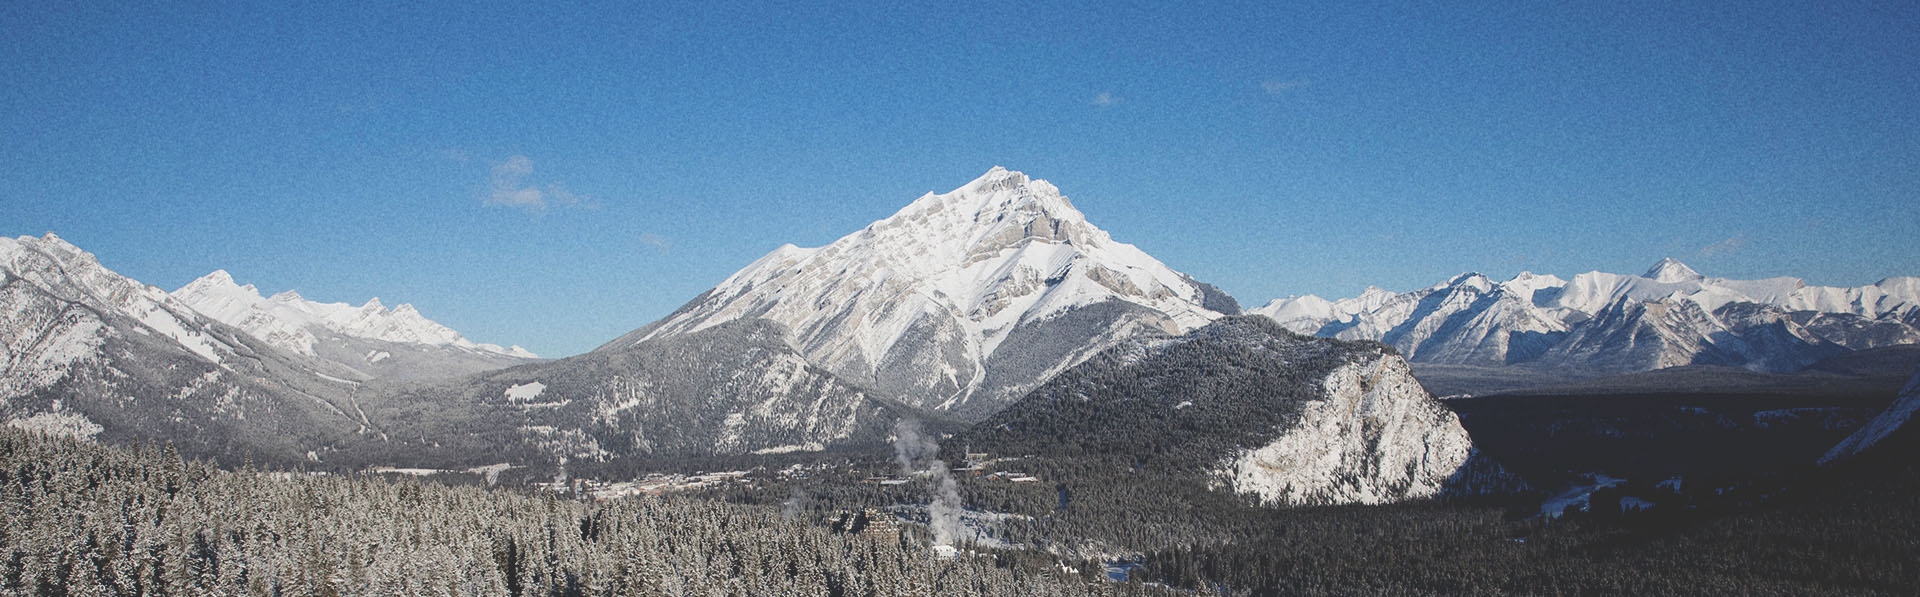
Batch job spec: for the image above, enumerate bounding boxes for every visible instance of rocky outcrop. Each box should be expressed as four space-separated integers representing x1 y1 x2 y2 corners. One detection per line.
1221 352 1475 505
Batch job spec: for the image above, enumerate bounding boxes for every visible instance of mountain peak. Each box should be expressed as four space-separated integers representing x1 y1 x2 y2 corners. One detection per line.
966 165 1029 191
1446 272 1493 287
35 231 79 251
618 168 1227 414
1646 258 1704 283
879 167 1095 255
178 269 252 296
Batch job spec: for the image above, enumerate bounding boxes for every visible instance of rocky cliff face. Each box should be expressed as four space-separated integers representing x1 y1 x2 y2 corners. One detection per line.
1219 351 1475 505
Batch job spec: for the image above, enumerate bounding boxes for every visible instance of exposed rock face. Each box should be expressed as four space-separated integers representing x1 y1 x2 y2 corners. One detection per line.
602 167 1226 419
1821 366 1920 465
956 316 1494 507
1222 352 1475 505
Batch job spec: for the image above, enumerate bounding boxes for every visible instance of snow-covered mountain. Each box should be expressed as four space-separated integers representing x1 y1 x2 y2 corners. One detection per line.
953 316 1516 506
173 270 535 380
1253 259 1920 374
1 233 366 465
603 167 1234 417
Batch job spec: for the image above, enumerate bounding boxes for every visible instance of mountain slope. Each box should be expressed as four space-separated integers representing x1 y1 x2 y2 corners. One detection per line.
602 167 1228 418
954 316 1503 506
360 318 921 466
173 270 536 380
1 233 367 466
1821 365 1920 465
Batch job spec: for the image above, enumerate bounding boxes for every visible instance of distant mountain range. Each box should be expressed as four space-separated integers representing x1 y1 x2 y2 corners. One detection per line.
173 270 536 381
1252 259 1920 376
6 167 1918 504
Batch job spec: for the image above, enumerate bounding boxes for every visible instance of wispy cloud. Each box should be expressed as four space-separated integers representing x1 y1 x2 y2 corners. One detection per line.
1261 79 1306 96
441 148 469 163
1092 92 1119 106
639 233 671 253
484 155 597 212
1696 234 1747 258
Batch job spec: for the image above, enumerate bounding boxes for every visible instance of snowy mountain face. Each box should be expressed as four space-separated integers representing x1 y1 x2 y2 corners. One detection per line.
0 233 366 465
604 167 1228 418
1821 366 1920 465
1254 259 1920 375
173 271 535 380
954 316 1510 506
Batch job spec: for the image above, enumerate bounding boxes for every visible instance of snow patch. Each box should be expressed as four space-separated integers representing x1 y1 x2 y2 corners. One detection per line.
752 443 826 455
6 410 103 440
1541 474 1625 519
134 304 227 365
504 382 548 402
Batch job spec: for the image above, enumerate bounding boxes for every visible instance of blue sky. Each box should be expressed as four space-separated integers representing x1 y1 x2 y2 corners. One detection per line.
5 2 1917 357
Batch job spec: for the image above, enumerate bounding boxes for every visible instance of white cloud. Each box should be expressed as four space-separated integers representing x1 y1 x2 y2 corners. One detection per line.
484 155 595 211
1261 79 1306 95
1696 234 1747 258
545 183 585 208
639 233 670 252
1092 92 1119 106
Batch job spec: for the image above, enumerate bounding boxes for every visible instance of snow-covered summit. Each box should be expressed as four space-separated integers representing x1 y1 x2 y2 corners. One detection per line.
173 270 535 359
1645 258 1705 283
608 167 1228 415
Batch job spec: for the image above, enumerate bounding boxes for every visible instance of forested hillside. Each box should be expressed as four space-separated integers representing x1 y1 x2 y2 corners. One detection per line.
0 428 1164 596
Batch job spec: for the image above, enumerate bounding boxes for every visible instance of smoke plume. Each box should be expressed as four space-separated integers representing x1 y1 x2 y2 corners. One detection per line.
781 487 809 522
892 418 963 547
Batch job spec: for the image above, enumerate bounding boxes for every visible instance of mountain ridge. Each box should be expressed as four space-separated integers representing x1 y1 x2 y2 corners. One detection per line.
172 269 537 380
1253 258 1920 376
